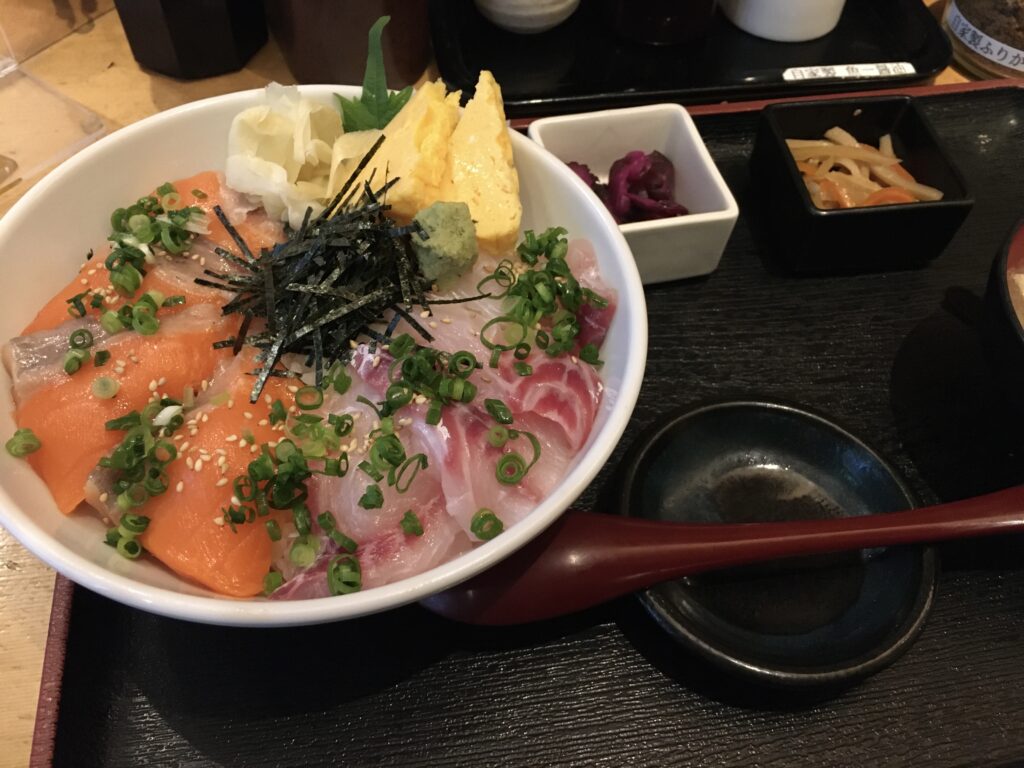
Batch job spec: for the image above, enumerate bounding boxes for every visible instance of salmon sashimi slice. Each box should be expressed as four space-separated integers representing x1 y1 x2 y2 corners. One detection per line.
20 171 283 335
11 304 234 514
89 352 295 597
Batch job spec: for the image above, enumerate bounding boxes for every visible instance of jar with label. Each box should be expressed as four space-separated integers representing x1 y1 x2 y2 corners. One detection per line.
942 0 1024 79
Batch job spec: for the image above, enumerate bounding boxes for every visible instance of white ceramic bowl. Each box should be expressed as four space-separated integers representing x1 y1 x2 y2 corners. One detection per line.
0 85 646 626
473 0 580 33
529 104 739 285
720 0 847 43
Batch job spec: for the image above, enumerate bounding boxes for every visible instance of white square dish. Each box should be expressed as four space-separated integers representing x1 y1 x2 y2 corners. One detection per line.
529 103 739 284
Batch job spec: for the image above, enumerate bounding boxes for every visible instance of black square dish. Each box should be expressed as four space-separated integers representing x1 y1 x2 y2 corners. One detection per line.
750 96 973 275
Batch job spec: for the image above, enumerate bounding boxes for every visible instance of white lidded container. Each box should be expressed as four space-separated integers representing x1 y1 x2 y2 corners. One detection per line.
720 0 848 43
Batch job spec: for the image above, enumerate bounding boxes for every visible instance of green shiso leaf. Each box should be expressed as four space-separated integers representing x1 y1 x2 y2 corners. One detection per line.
335 16 413 131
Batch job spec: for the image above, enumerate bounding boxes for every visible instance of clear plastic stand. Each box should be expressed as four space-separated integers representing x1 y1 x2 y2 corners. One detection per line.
0 16 105 195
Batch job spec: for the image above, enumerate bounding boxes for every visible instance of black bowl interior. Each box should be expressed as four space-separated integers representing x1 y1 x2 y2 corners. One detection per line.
619 401 936 688
764 95 970 211
750 96 974 274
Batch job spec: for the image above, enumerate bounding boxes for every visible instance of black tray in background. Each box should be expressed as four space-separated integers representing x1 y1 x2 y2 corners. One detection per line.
431 0 952 117
43 86 1024 767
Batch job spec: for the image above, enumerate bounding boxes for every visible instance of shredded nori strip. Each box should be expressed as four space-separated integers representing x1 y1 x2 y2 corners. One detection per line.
201 137 462 402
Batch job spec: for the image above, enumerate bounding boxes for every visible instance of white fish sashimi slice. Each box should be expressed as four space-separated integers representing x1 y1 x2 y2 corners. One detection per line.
3 316 109 406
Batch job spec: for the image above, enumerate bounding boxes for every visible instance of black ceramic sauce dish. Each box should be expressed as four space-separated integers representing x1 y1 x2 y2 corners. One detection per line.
983 218 1024 414
750 96 973 275
617 400 936 688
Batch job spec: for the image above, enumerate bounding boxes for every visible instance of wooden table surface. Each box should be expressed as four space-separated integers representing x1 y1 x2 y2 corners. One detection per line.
0 3 973 766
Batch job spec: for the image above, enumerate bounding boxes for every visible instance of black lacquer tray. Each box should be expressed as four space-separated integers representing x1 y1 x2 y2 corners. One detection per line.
431 0 952 117
32 82 1024 767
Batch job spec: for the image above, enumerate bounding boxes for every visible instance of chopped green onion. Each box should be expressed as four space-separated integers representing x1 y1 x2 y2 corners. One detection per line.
191 188 208 199
329 529 358 553
295 386 324 410
94 350 111 367
63 348 90 375
359 484 384 509
119 513 150 535
265 519 282 542
326 554 362 595
293 504 312 535
105 412 141 430
263 571 284 594
5 428 41 457
514 362 533 377
100 311 126 334
394 453 428 493
400 510 423 536
470 509 504 541
91 376 120 399
69 328 94 349
162 295 186 307
425 399 443 426
480 315 528 351
131 306 159 335
485 399 514 425
328 413 354 437
448 351 478 378
110 264 143 296
289 536 318 567
66 292 88 318
513 343 531 361
156 181 176 196
332 368 352 395
487 425 509 448
496 452 528 485
269 400 287 425
116 537 143 559
579 343 603 367
385 381 414 410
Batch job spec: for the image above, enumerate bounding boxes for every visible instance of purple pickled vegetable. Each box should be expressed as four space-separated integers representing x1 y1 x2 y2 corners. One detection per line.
567 161 599 189
569 150 688 224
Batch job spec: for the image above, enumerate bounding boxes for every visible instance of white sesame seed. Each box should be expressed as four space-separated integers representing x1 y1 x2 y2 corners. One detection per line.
186 457 194 469
80 278 88 285
180 441 190 452
258 419 268 427
201 414 209 423
200 257 206 267
287 385 299 394
148 379 158 391
114 366 125 375
571 356 578 365
225 434 237 442
201 380 209 391
191 253 199 261
87 268 97 276
243 412 253 420
216 477 229 487
215 448 227 456
231 496 241 506
238 439 248 448
264 394 272 405
116 359 127 367
419 309 430 318
372 356 381 368
194 459 204 472
157 377 167 386
213 516 224 526
226 399 234 409
176 481 185 493
481 375 493 383
442 317 452 324
250 444 259 454
99 492 109 503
